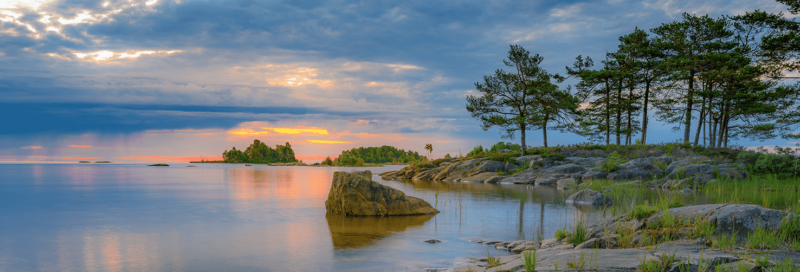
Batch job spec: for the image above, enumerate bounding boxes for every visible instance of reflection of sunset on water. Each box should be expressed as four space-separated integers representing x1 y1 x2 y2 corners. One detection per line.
226 167 330 204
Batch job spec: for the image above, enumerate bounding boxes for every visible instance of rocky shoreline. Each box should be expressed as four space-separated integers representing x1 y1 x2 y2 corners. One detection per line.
373 150 800 271
380 152 748 191
449 203 798 271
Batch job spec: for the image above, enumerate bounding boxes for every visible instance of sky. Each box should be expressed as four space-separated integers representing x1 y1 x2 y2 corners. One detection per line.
0 0 796 163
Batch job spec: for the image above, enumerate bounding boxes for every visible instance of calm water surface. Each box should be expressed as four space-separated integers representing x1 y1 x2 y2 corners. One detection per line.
0 163 702 271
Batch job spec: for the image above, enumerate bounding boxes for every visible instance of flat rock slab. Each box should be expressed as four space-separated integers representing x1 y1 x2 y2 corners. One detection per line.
452 248 658 272
645 204 792 238
651 240 739 267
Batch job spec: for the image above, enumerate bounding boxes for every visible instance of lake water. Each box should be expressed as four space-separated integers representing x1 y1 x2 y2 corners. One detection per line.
0 163 672 271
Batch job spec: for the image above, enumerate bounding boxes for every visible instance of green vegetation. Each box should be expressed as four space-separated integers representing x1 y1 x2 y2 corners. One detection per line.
738 148 800 178
566 222 588 245
485 249 501 268
522 250 537 272
326 146 426 166
222 139 297 163
555 228 568 241
466 45 579 153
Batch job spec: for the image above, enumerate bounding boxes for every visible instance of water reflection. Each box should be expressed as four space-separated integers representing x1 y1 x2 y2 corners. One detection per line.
326 213 434 248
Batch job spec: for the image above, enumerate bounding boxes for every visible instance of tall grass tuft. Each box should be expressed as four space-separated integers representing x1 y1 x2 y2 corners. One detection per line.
523 250 537 272
566 222 588 245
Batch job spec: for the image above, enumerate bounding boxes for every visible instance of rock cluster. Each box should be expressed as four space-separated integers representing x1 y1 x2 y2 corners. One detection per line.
380 154 749 191
325 170 439 216
455 204 796 272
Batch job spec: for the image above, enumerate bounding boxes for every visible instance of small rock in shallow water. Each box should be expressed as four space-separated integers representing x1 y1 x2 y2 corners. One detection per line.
679 189 694 194
423 239 442 244
604 189 613 193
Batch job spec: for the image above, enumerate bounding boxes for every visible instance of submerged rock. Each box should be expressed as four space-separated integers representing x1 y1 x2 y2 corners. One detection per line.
565 189 614 206
325 171 438 216
423 239 441 244
147 164 169 166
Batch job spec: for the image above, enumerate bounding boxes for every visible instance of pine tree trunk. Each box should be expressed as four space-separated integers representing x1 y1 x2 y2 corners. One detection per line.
627 83 633 145
520 124 527 156
542 114 549 148
642 79 650 145
605 79 611 146
693 95 705 147
616 80 622 145
684 69 695 143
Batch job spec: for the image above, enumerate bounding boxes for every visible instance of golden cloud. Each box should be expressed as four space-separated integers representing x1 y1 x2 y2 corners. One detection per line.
307 140 350 144
69 145 92 148
21 146 43 149
267 127 329 135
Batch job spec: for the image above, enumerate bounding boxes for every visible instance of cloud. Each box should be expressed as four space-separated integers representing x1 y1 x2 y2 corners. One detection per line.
307 140 350 144
68 145 91 148
20 145 43 149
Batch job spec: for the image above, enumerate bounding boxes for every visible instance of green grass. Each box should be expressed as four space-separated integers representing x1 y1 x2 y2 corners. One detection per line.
691 218 716 240
523 250 537 272
485 249 500 268
713 233 737 252
566 222 588 245
745 225 782 249
555 228 568 241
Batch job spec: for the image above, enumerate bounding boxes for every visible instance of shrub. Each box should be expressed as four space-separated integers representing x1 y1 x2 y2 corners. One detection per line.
630 204 659 220
601 151 625 172
739 150 800 178
567 222 588 245
555 228 568 241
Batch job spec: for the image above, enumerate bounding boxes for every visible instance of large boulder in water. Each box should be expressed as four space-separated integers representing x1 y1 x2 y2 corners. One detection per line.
325 171 439 216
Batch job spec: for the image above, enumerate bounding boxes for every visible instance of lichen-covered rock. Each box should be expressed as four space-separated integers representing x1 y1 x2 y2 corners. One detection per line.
535 173 570 185
541 164 586 174
582 170 608 181
666 164 713 179
502 171 537 184
557 178 577 190
472 160 506 174
325 171 439 216
646 204 793 239
461 172 498 182
607 165 661 181
565 189 614 206
411 167 441 181
484 175 508 184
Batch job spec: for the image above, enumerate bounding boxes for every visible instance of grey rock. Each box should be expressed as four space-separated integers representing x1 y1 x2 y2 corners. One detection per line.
582 170 608 181
557 178 577 190
411 167 441 181
539 244 575 251
604 189 613 192
574 237 613 249
667 164 713 179
665 157 709 175
567 157 606 167
484 175 507 184
607 164 662 181
461 172 499 183
451 248 660 272
680 188 694 194
514 155 540 165
502 171 537 184
653 240 740 269
565 189 614 206
542 164 586 174
535 173 570 185
646 204 793 239
504 162 519 173
539 238 561 249
423 239 441 244
472 160 506 174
